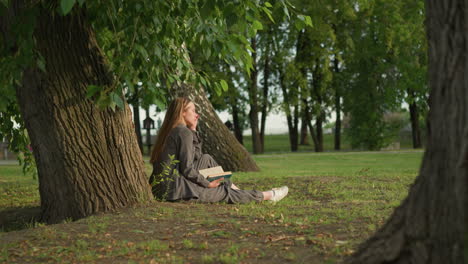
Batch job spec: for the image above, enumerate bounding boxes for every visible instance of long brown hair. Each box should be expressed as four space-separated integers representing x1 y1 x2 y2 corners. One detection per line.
150 97 192 163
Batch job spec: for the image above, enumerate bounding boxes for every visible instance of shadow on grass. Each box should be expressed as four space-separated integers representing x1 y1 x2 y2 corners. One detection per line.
0 206 41 232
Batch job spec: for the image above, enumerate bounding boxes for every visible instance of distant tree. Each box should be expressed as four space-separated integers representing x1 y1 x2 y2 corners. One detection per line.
393 1 428 149
345 0 467 262
343 0 420 150
248 36 263 154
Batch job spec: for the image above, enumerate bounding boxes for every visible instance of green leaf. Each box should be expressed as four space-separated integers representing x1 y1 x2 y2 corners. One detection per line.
154 97 166 111
111 93 124 109
214 83 222 96
125 77 135 93
60 0 76 15
295 18 305 31
199 76 207 87
264 2 272 8
97 93 111 109
261 7 275 23
86 85 101 98
135 44 149 59
220 80 228 92
304 16 313 27
77 0 84 6
283 6 290 20
252 20 263 31
37 58 46 73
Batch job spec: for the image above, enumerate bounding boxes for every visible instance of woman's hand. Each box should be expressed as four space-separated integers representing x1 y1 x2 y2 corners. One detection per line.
207 178 223 188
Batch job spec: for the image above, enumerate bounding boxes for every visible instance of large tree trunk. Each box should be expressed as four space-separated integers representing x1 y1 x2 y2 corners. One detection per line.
408 89 422 149
171 84 259 172
248 37 263 154
5 5 152 223
345 0 467 262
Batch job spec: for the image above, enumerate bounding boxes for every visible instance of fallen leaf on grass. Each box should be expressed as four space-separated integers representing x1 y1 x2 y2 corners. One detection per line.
265 234 287 242
335 240 348 245
131 229 147 234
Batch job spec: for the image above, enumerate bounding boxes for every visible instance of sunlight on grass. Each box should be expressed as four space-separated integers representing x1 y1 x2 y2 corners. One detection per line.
0 150 423 263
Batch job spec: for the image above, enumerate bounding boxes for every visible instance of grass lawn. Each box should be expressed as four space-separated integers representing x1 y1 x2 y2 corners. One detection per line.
0 151 423 263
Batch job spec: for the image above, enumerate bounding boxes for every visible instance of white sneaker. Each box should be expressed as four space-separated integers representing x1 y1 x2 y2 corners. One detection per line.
269 186 288 202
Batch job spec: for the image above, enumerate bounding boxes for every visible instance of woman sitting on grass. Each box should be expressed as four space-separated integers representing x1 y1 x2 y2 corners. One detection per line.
149 97 288 203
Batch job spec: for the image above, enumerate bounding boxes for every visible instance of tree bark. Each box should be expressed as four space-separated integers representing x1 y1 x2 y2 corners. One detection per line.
408 89 422 149
248 37 263 154
171 84 259 172
6 5 152 223
345 0 467 262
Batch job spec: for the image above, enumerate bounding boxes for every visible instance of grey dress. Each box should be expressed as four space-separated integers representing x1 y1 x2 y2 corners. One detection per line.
149 125 263 203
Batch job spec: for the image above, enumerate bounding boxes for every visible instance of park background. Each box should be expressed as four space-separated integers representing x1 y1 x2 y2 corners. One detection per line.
0 0 452 263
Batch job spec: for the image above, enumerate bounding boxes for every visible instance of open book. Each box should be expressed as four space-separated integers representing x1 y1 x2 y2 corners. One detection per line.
199 166 232 182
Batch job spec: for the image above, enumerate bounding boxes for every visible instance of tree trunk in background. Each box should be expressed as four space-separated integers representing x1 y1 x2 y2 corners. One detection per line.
260 36 271 153
280 72 298 152
131 88 143 154
290 105 299 152
4 5 152 223
345 0 467 262
333 56 341 151
296 30 309 147
145 108 152 155
315 112 324 152
311 61 324 152
408 89 422 149
300 116 309 145
232 101 244 145
305 104 319 152
248 37 263 154
171 84 259 171
132 104 143 154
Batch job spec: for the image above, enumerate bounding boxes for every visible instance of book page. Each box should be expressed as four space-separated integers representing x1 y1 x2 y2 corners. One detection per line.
207 171 232 178
199 166 224 178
